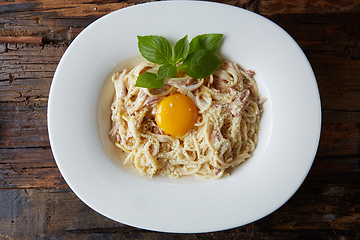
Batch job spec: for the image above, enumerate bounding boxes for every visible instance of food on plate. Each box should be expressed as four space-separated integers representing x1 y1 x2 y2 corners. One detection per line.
109 34 266 178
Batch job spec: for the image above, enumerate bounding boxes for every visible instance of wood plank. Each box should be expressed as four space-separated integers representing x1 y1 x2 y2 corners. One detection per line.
1 0 358 21
0 188 128 239
0 43 66 149
0 36 43 44
0 101 49 148
0 1 136 18
258 0 360 14
0 147 67 189
0 1 359 44
322 109 360 123
0 175 359 239
307 51 360 112
267 12 360 54
317 122 360 158
308 156 360 186
0 1 134 43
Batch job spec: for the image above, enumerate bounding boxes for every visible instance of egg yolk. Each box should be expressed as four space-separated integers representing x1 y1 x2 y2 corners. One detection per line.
155 93 198 137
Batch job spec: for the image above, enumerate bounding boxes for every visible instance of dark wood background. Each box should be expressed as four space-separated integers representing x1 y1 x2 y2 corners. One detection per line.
1 0 359 239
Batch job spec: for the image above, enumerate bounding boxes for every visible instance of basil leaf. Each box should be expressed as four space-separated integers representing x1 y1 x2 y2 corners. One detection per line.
189 33 223 55
137 35 172 65
180 49 222 79
135 72 164 88
157 64 177 80
173 35 189 64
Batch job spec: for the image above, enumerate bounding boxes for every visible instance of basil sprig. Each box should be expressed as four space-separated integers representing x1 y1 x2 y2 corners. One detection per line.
135 34 223 88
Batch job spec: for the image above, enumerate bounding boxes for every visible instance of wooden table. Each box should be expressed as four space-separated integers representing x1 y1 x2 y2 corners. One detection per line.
1 0 359 239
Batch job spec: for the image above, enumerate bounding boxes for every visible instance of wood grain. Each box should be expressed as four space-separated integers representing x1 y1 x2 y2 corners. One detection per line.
0 36 43 44
0 0 359 238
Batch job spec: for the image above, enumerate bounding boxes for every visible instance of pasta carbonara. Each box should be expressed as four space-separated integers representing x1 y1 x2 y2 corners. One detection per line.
109 60 265 179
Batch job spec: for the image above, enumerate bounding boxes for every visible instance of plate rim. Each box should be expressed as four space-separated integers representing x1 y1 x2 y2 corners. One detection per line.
48 0 322 233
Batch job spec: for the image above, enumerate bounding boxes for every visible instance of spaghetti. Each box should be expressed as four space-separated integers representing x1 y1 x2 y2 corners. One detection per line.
109 60 265 179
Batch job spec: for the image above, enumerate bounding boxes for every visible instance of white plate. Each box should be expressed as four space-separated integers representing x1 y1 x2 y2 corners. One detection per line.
48 1 321 233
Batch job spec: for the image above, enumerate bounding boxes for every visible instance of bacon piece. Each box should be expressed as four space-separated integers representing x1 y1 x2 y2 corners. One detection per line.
258 97 267 106
211 130 220 143
184 78 193 86
229 89 250 116
214 167 221 175
137 96 163 112
223 60 236 70
210 76 230 92
168 78 203 91
139 66 150 75
245 70 255 77
128 88 147 113
109 121 120 141
210 130 226 148
114 69 127 98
